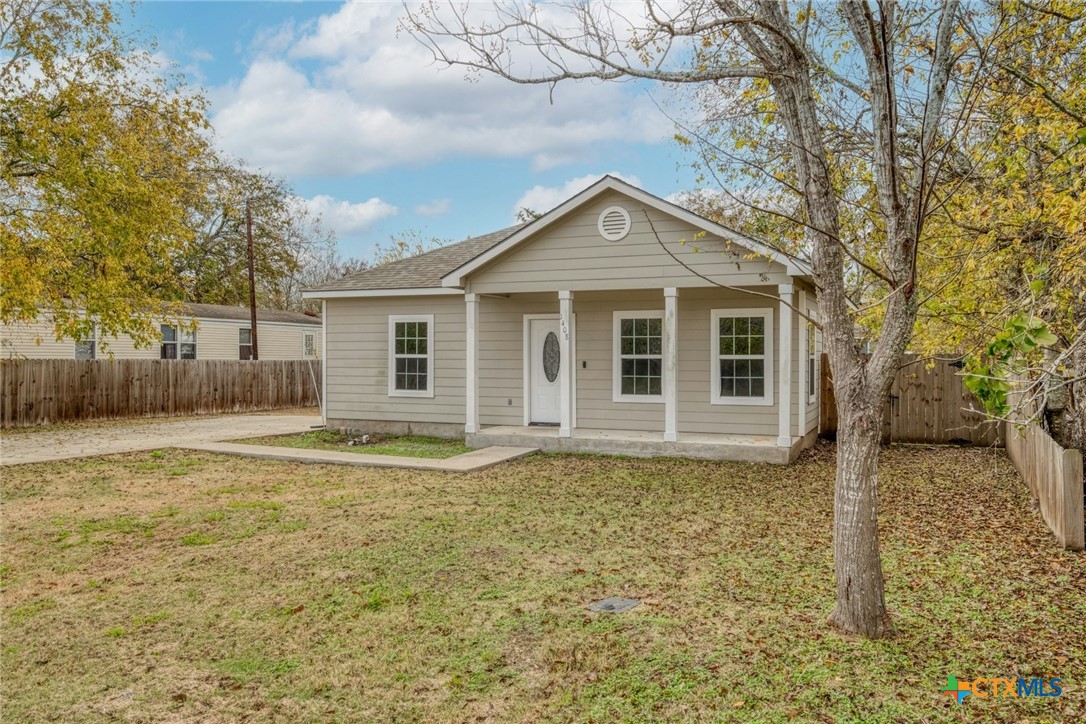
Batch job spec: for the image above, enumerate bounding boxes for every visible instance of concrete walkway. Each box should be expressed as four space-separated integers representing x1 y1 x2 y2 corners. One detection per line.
183 441 539 472
0 414 322 466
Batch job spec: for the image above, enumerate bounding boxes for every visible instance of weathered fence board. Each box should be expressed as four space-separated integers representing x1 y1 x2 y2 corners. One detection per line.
1006 421 1085 550
1 359 321 428
820 354 1004 447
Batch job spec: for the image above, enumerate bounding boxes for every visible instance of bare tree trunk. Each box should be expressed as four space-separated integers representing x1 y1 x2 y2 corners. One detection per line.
828 395 893 638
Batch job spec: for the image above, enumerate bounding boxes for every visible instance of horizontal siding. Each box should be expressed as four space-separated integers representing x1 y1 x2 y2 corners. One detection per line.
573 290 666 431
326 295 465 425
1 316 319 361
323 287 815 438
468 190 792 294
478 294 556 426
675 288 779 436
0 319 74 359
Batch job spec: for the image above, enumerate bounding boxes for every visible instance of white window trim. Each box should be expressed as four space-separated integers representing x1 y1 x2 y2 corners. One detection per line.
612 310 665 404
239 328 253 360
710 308 774 407
75 323 97 360
302 330 316 358
807 311 818 405
388 314 434 398
161 324 197 360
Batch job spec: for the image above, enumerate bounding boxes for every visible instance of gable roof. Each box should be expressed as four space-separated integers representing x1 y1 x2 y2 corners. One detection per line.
304 224 526 296
303 176 812 299
183 303 321 326
441 176 812 287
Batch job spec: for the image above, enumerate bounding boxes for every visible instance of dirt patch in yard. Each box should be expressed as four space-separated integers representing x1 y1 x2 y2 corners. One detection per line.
1 443 1083 721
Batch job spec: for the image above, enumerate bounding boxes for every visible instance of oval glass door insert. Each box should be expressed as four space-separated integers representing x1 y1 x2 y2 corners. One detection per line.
543 331 560 382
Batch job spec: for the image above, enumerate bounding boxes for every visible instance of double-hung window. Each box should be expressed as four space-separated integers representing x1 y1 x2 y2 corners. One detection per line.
613 311 664 402
388 315 434 397
711 309 773 405
239 329 253 360
75 324 97 360
303 331 316 358
161 325 196 360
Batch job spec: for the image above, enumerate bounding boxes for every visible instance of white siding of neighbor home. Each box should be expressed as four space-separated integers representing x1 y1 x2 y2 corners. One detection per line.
0 315 320 360
192 320 321 361
466 189 793 295
0 317 75 358
324 295 466 425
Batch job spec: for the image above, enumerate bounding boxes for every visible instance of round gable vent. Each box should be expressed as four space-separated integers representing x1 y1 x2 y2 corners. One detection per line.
598 206 631 241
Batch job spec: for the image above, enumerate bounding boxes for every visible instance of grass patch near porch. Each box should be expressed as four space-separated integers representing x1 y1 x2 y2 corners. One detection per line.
237 429 472 459
1 444 1083 721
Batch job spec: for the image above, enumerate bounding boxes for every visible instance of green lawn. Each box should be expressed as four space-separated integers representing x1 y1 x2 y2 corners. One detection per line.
1 444 1082 721
238 430 472 459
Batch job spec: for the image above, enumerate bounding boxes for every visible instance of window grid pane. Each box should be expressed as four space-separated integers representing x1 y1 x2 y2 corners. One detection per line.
718 314 768 399
619 316 663 397
393 320 429 392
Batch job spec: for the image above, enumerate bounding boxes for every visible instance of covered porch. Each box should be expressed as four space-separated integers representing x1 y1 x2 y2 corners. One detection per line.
461 284 820 465
466 424 812 464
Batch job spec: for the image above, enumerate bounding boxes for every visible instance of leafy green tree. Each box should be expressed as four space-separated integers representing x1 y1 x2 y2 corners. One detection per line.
1 0 209 347
910 1 1086 452
178 159 345 312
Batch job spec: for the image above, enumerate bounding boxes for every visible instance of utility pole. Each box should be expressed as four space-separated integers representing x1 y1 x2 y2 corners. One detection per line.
246 197 259 360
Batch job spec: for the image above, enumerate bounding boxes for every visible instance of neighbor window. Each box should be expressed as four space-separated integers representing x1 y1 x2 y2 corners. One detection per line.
75 324 96 360
388 315 434 397
711 309 773 405
807 320 817 404
303 331 316 358
613 311 664 402
161 325 196 360
239 328 253 360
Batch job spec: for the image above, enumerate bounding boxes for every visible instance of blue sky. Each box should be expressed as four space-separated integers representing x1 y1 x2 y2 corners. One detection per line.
126 1 702 260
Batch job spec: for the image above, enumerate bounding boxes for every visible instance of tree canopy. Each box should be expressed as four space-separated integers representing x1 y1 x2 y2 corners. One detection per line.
1 0 210 347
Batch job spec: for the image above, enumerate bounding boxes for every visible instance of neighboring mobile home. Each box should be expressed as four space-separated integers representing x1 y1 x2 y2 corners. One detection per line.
1 303 322 361
305 176 820 463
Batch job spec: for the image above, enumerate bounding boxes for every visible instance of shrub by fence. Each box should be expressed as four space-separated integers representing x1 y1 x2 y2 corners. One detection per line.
1 359 322 428
1005 420 1085 550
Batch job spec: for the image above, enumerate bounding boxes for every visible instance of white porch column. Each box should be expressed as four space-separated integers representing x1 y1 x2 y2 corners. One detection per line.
465 293 479 434
663 287 678 442
778 283 794 447
320 299 327 425
797 289 807 439
559 290 574 438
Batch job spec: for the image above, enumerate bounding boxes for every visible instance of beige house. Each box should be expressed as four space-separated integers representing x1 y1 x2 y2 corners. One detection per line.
2 303 322 361
305 177 820 463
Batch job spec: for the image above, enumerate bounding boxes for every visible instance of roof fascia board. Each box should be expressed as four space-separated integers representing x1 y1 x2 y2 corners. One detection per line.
302 287 464 300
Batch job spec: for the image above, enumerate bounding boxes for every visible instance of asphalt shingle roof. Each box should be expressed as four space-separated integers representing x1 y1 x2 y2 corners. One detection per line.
183 303 321 326
307 223 526 292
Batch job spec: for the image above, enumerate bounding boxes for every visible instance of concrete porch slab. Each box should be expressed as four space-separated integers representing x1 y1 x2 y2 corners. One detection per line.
181 442 539 472
467 426 809 464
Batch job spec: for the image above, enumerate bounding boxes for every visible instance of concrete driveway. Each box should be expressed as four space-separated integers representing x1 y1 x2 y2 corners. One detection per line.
0 413 323 466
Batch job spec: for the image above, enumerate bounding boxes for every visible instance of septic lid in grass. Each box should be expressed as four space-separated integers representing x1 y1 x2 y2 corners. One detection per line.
587 597 641 613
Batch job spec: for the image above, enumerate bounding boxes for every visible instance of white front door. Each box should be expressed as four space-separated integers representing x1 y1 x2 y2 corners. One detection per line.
529 318 561 424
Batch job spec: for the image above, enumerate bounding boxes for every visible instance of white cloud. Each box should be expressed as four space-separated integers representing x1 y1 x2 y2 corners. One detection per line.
415 198 451 216
208 4 672 176
302 194 398 235
512 172 642 219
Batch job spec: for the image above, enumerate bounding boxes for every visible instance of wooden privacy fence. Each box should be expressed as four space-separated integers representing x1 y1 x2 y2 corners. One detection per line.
1006 421 1085 550
820 354 1004 446
1 359 321 428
